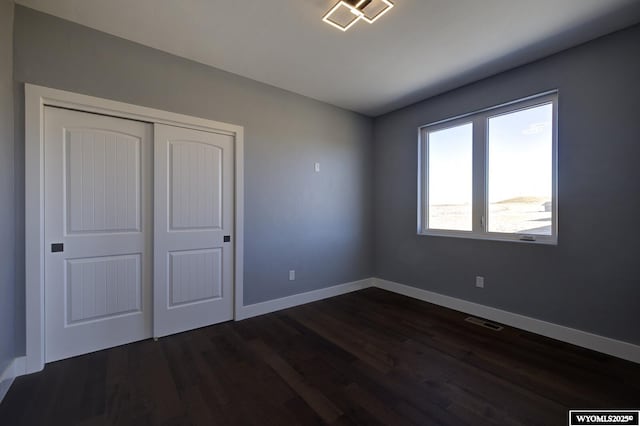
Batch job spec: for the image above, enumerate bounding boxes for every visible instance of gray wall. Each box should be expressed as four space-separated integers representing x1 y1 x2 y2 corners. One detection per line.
12 6 374 353
11 4 640 358
374 24 640 345
0 0 15 373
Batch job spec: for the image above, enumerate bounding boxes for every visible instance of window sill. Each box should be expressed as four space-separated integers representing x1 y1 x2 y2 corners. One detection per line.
417 230 557 245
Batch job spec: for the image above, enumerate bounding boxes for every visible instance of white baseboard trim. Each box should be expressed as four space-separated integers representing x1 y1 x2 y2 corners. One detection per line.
0 356 26 404
235 278 374 320
235 276 640 363
373 278 640 364
8 275 635 391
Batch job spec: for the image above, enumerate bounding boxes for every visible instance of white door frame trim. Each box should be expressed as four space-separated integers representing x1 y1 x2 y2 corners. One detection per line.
24 84 245 374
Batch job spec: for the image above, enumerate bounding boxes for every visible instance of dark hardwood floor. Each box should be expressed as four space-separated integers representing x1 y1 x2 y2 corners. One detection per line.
1 288 639 425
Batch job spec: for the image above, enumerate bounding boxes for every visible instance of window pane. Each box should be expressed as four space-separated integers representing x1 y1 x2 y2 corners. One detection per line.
488 103 553 235
428 123 473 231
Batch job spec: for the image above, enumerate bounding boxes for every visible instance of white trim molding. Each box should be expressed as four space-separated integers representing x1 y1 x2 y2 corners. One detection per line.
417 90 559 246
373 278 640 364
24 84 245 374
0 357 26 404
236 278 373 320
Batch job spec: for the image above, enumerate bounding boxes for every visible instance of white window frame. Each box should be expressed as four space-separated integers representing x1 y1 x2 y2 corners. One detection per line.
418 91 558 245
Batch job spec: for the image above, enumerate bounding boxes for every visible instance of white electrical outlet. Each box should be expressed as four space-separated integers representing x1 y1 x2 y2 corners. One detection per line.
314 162 320 172
289 270 296 281
475 276 484 288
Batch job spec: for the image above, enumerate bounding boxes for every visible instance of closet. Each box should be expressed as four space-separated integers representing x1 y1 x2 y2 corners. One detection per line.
40 102 237 362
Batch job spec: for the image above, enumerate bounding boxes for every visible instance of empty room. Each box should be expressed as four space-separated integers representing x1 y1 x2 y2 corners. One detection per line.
1 0 640 425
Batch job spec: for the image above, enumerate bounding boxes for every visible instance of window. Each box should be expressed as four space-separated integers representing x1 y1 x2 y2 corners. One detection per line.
418 92 557 244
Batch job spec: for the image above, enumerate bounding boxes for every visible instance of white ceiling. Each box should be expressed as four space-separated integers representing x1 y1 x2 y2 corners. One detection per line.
15 0 640 116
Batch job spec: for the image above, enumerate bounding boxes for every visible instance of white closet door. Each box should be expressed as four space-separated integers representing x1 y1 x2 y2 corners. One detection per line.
154 124 235 337
44 107 153 362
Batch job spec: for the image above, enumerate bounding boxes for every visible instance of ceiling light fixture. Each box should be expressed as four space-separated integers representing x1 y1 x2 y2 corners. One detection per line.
322 0 394 32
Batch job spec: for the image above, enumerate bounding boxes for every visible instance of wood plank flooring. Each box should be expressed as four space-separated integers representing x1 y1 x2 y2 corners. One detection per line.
1 288 639 425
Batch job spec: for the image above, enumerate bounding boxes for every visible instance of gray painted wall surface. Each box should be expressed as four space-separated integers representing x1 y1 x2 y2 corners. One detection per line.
11 5 640 358
374 24 640 345
0 0 15 373
12 6 374 353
